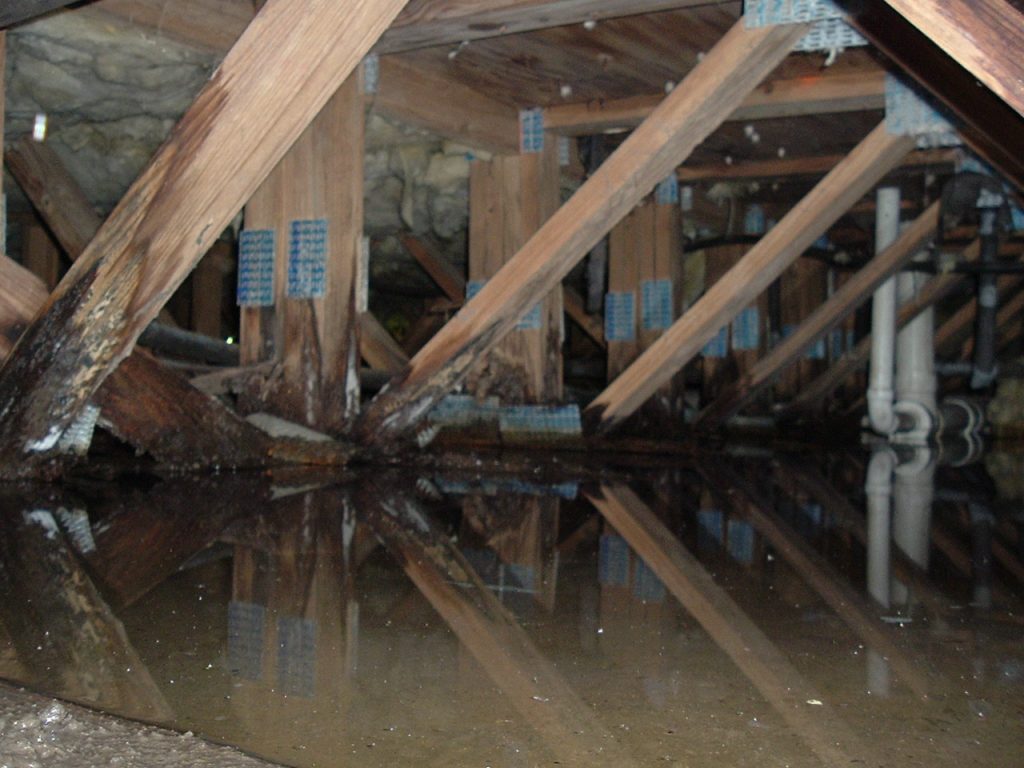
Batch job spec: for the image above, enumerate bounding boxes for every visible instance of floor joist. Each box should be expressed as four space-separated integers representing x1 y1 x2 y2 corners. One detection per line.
354 17 809 447
587 122 915 434
0 0 407 473
696 200 941 428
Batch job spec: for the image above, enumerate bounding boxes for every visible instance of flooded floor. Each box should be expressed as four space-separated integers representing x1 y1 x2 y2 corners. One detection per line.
0 444 1022 767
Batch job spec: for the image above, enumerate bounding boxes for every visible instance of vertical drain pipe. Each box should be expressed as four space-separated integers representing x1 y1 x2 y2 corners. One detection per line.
893 263 937 442
971 206 1001 389
868 187 901 435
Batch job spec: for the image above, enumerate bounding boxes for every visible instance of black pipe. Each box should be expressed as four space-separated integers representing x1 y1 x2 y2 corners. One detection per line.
971 208 1000 389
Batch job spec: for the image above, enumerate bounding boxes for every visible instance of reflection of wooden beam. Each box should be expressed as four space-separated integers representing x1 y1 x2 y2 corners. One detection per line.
359 479 639 766
784 242 981 415
588 123 915 434
882 0 1024 119
709 463 934 699
0 495 173 722
587 483 866 766
545 69 886 136
696 201 941 427
0 0 407 476
355 19 808 445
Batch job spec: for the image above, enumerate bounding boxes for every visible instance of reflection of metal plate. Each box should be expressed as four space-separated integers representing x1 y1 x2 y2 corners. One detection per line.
227 601 265 681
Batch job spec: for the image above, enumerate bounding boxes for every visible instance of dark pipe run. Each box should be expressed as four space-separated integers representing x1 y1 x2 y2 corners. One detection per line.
971 209 1000 389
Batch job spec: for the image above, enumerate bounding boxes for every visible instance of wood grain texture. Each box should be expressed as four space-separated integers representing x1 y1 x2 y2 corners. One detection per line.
784 241 982 416
358 312 409 375
373 56 519 154
545 68 886 135
697 201 941 427
852 2 1024 192
587 483 867 767
0 0 406 475
883 0 1024 119
355 18 808 446
587 123 915 434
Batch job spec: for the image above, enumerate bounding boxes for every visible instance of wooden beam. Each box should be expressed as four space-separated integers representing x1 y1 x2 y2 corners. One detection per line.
0 0 76 28
358 312 409 376
783 242 982 416
586 483 868 766
677 148 955 183
23 223 62 289
373 56 519 155
0 0 407 476
704 462 934 699
87 0 255 53
696 200 941 427
882 0 1024 119
851 3 1024 192
354 18 808 446
588 123 915 434
403 232 606 349
240 74 364 433
544 68 886 136
377 0 734 54
358 476 640 766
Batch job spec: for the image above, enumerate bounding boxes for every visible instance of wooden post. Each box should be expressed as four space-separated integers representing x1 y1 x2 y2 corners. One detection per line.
697 201 941 427
773 256 828 401
882 0 1024 119
191 239 231 338
0 0 407 474
355 19 808 446
587 123 916 434
466 141 563 403
23 222 62 289
586 483 868 766
240 73 364 432
607 195 685 426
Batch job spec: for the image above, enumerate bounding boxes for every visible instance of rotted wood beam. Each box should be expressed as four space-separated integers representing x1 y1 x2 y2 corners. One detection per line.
695 200 941 428
354 18 809 448
587 123 915 435
0 0 407 477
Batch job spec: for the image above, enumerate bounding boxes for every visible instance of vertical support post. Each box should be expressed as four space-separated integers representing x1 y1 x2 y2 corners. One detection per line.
775 257 827 401
192 239 231 339
23 222 62 289
466 139 562 403
240 72 363 432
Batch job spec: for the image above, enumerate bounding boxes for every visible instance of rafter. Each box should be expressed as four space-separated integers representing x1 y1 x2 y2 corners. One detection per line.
587 123 915 434
0 0 407 477
695 200 941 428
354 18 808 447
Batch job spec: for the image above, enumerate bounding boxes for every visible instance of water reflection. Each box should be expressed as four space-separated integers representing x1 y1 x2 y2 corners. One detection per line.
0 451 1021 767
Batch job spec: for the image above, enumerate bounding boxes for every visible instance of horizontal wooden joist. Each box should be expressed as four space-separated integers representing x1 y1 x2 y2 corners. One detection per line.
545 68 887 136
90 0 735 55
677 148 955 183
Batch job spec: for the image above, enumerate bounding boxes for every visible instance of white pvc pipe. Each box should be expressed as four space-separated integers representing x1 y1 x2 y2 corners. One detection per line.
868 187 901 435
891 447 935 606
894 266 937 441
865 447 895 609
